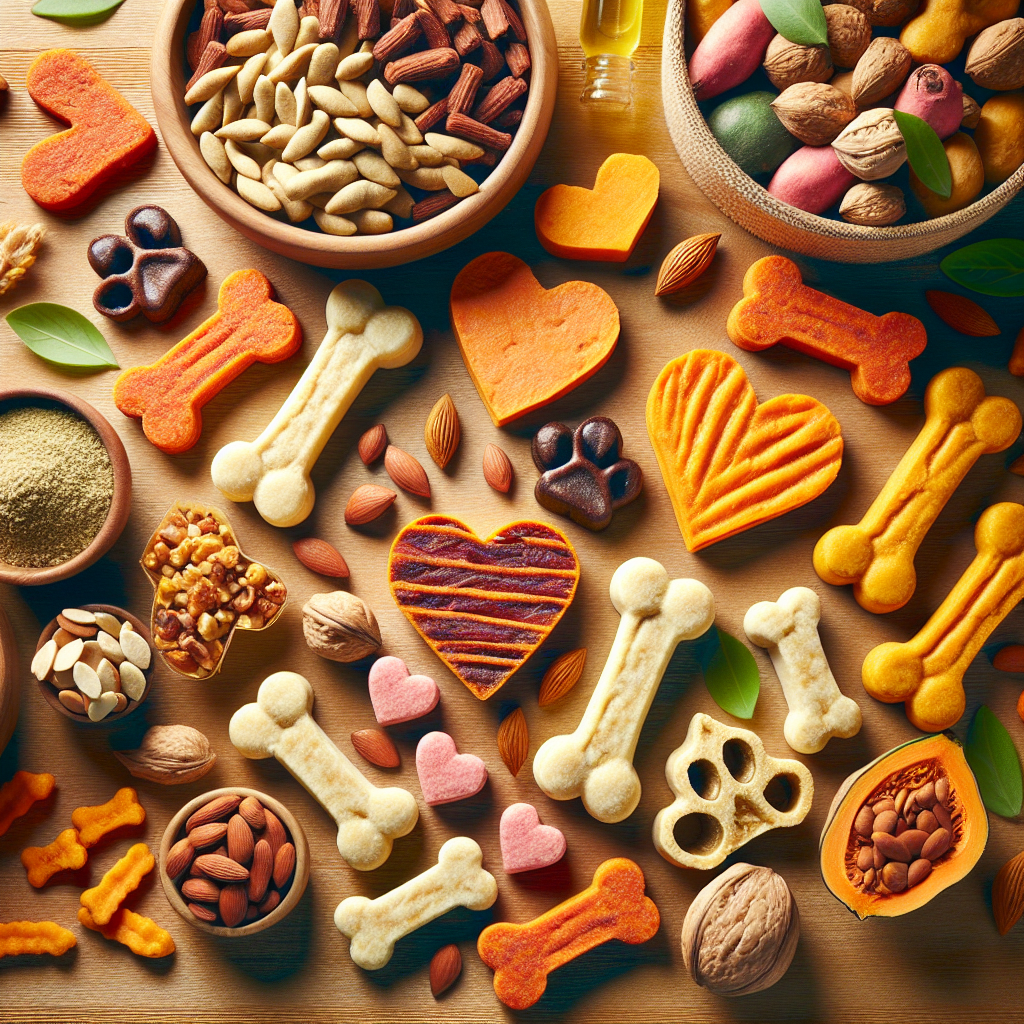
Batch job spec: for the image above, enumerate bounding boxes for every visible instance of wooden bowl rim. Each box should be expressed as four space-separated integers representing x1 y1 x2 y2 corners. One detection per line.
0 387 132 587
35 604 155 725
158 786 310 938
0 602 18 757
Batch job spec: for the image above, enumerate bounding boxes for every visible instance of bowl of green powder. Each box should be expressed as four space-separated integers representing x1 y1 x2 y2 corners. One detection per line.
0 388 132 586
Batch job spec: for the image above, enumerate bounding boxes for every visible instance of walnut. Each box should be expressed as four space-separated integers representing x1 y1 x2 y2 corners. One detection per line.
113 724 216 785
832 107 907 179
763 34 833 91
824 4 872 68
851 36 912 106
771 82 857 146
303 591 382 663
840 181 906 224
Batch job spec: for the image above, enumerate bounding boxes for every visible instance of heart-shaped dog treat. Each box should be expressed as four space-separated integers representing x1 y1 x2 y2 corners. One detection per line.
450 252 619 427
388 515 580 700
416 732 488 805
534 154 660 262
499 803 566 874
647 350 843 552
368 656 440 726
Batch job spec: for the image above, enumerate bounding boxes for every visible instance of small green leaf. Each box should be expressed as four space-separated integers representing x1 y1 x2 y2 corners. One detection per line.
701 628 760 720
32 0 126 23
891 109 951 200
758 0 828 46
941 239 1024 297
5 303 119 370
966 705 1023 818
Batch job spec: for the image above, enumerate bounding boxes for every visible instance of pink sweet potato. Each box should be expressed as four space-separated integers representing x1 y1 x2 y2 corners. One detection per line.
768 145 856 214
689 0 775 101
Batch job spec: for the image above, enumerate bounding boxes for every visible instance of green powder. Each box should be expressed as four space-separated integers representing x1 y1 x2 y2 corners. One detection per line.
0 406 114 567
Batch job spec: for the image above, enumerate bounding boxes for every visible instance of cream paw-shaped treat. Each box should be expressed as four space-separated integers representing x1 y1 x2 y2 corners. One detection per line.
211 280 423 527
532 557 715 824
229 671 418 871
334 836 497 970
744 587 862 754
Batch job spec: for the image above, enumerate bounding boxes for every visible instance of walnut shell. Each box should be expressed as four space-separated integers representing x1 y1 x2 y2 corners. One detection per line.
852 36 912 106
961 90 982 129
763 34 833 91
842 0 919 25
772 82 857 145
824 4 872 68
965 18 1024 91
302 590 382 662
113 724 216 785
832 106 907 179
682 863 800 996
839 181 906 224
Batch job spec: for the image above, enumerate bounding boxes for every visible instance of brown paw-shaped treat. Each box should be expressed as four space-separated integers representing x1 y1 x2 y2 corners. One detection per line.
532 416 642 531
88 205 207 324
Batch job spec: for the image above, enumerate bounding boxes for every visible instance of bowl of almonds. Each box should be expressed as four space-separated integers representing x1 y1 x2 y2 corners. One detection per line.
151 0 557 268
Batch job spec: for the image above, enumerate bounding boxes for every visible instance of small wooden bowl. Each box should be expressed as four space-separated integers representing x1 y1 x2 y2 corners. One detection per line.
35 605 154 725
0 602 18 756
0 388 132 586
159 787 310 938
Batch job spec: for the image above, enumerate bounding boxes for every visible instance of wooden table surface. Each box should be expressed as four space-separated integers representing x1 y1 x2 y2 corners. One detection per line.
2 1 1024 1021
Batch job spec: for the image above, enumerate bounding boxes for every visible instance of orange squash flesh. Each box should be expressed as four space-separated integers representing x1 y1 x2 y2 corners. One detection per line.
819 733 987 919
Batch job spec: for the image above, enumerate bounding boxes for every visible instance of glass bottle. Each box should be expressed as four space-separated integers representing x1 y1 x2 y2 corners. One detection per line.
579 0 643 108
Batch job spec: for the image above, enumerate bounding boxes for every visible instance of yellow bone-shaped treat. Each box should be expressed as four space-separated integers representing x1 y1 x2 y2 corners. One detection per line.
0 771 55 837
78 906 175 958
0 921 76 958
80 842 154 926
71 787 146 848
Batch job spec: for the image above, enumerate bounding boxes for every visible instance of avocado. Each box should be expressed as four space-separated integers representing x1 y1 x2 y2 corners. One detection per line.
707 91 795 177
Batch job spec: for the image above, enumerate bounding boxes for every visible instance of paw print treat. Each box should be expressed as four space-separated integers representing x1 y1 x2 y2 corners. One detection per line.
88 205 207 324
531 416 642 531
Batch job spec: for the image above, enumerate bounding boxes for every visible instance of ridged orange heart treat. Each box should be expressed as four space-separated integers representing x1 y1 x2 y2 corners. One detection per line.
0 771 55 838
388 515 580 700
71 787 145 849
534 154 660 262
80 842 154 926
450 252 619 426
727 256 928 406
78 906 175 958
22 49 157 212
113 269 302 453
646 349 843 552
477 858 660 1009
21 829 88 888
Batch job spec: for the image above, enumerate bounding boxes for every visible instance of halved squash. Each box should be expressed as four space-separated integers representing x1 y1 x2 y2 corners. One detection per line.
820 733 987 919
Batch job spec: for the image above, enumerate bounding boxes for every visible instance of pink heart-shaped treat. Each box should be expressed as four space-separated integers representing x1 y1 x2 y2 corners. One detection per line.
416 731 488 805
499 803 567 874
368 655 440 726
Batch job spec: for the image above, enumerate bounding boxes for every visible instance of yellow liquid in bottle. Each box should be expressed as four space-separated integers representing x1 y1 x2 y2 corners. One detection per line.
579 0 643 106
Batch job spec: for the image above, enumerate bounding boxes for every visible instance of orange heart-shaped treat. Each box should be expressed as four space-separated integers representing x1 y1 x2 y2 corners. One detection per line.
450 252 619 427
646 350 843 552
388 515 580 700
534 154 660 262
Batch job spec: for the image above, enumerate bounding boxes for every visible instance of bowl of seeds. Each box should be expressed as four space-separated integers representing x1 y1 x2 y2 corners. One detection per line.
0 388 132 586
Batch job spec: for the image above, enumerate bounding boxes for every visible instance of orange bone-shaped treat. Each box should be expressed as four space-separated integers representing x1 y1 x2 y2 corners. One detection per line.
477 858 660 1009
727 256 928 406
78 906 175 958
80 842 155 926
113 270 302 454
71 787 146 849
22 49 157 212
0 921 76 958
0 771 55 838
21 829 88 888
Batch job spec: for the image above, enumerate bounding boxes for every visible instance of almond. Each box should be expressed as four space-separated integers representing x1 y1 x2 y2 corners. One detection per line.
925 291 1000 337
186 794 241 832
263 809 287 858
358 423 388 464
539 647 587 706
273 842 296 888
424 393 461 468
497 706 528 776
384 444 431 497
258 889 281 917
482 442 513 493
188 901 219 922
345 483 398 524
248 839 274 903
351 728 401 768
994 849 1024 934
655 232 721 296
430 943 462 997
238 795 267 830
220 883 249 927
292 537 350 578
995 645 1024 673
181 877 222 903
165 837 195 878
195 853 250 882
227 814 255 865
188 821 230 849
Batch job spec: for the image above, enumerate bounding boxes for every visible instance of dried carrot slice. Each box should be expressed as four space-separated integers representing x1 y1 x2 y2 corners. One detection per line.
0 921 76 958
80 842 154 926
21 828 88 888
0 771 55 838
71 787 146 848
78 906 175 958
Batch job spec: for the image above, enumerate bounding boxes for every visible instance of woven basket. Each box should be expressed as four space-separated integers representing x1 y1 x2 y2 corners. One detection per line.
661 0 1024 263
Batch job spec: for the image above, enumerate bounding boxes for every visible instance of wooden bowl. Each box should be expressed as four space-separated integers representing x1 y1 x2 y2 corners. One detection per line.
0 602 18 756
150 0 558 269
35 605 155 725
0 389 132 586
159 787 310 938
661 0 1024 263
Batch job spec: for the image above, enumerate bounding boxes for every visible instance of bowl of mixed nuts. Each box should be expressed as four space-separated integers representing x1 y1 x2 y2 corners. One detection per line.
151 0 558 268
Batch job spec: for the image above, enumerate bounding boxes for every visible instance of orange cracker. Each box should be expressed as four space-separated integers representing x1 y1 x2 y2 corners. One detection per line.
21 828 88 888
0 771 56 838
78 906 175 958
80 842 154 926
0 921 76 958
71 787 146 848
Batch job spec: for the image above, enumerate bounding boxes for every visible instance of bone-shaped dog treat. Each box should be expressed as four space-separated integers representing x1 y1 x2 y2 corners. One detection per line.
744 587 862 754
862 502 1024 733
477 858 660 1010
727 255 928 406
229 671 418 871
652 713 814 870
114 269 302 454
533 558 715 823
334 836 496 969
212 280 422 527
814 367 1021 614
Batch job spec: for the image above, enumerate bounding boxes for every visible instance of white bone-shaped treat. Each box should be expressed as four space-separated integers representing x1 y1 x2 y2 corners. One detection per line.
743 587 862 754
335 836 497 970
532 557 715 823
211 280 423 527
229 671 418 871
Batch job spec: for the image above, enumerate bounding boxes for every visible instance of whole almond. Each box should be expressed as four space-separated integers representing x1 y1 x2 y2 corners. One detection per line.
995 645 1024 673
345 483 398 525
195 853 250 882
351 728 401 768
539 647 587 707
482 443 513 493
358 423 388 464
239 795 267 830
258 889 281 917
188 901 219 922
181 877 222 902
165 837 195 878
227 814 255 865
292 537 350 577
263 809 287 858
384 444 431 497
220 883 249 927
497 706 528 777
430 943 462 997
188 821 230 849
424 394 461 469
925 291 1000 337
994 849 1024 934
273 842 296 888
186 794 241 832
655 233 721 296
248 839 274 902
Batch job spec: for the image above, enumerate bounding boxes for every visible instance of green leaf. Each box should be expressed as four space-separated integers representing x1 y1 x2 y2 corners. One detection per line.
966 705 1023 818
31 0 126 23
757 0 827 46
891 109 951 200
941 239 1024 297
5 303 119 370
701 628 760 720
